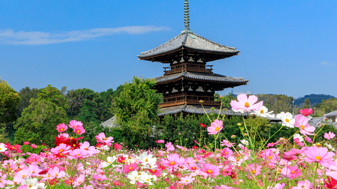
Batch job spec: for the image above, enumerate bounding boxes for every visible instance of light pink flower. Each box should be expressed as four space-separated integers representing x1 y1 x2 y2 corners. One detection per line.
324 131 336 140
220 148 233 159
73 174 85 187
74 126 85 135
56 123 68 133
201 163 220 177
303 146 335 167
69 120 83 129
267 183 285 189
156 140 165 144
51 143 70 155
300 108 313 116
230 94 263 112
220 139 234 147
304 137 312 144
30 144 37 149
123 162 138 173
161 154 185 167
165 142 175 151
215 185 234 189
179 175 195 185
281 166 302 179
245 163 262 176
292 180 313 189
23 141 29 145
294 114 315 136
207 119 223 135
95 133 114 145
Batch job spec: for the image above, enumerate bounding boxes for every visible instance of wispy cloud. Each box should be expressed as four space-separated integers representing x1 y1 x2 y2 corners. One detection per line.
0 26 170 45
321 61 337 67
234 91 252 95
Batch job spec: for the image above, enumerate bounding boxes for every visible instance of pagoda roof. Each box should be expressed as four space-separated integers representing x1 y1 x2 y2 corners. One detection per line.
155 71 248 85
138 32 240 62
158 105 281 121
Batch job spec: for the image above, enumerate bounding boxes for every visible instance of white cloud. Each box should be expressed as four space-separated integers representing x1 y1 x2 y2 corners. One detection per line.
321 61 336 66
0 26 170 45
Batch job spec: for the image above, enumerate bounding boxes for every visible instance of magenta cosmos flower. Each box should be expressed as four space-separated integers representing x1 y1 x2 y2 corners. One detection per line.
300 108 313 116
74 126 85 135
324 131 336 140
303 146 335 167
207 119 223 135
230 94 263 112
294 114 315 136
56 123 68 133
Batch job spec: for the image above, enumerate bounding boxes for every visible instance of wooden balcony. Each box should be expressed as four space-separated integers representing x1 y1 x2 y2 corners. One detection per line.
164 63 213 75
159 94 221 108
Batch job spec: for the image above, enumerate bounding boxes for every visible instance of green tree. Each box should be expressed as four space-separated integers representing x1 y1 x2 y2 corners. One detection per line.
38 84 69 110
221 93 236 108
16 87 40 118
14 98 68 146
303 98 311 109
315 98 337 115
110 76 162 148
257 94 294 113
0 80 21 143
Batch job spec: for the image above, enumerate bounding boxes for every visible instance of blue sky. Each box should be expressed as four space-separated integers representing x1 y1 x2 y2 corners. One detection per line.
0 0 336 98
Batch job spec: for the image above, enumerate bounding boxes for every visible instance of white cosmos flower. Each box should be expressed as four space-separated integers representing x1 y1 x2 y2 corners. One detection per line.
0 143 7 152
97 145 110 151
276 112 295 128
101 156 117 168
139 172 156 185
240 139 249 146
293 134 304 142
22 178 46 189
127 171 141 184
325 143 336 151
137 152 157 166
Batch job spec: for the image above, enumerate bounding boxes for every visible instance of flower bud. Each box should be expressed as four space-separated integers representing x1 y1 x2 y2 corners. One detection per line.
237 123 242 126
231 135 236 139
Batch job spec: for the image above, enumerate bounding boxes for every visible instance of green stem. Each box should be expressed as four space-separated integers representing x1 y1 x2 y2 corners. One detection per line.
313 162 318 188
312 124 326 144
263 125 284 147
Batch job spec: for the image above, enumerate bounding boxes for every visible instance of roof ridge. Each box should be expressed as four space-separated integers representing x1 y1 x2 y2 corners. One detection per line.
140 33 185 55
190 33 237 51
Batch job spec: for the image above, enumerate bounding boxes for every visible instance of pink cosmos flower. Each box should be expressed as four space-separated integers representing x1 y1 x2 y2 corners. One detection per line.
220 148 233 159
114 143 122 150
292 180 313 189
73 174 85 187
30 144 37 149
201 163 220 177
303 146 335 167
245 163 262 176
281 166 302 179
304 136 312 143
156 140 165 144
95 132 114 144
23 141 29 145
294 114 315 136
266 183 285 189
69 149 86 159
215 185 234 189
165 142 175 151
80 141 99 156
324 131 336 140
220 139 234 147
300 108 313 116
161 154 185 167
69 120 83 129
51 143 71 155
123 162 138 173
179 176 195 185
207 119 223 135
56 123 68 133
74 126 85 135
230 94 263 112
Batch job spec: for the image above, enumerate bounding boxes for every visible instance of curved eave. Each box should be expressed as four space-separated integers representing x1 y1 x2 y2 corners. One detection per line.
138 46 240 63
155 75 249 87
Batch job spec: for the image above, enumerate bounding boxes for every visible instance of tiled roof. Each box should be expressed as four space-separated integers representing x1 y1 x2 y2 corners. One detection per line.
158 105 281 121
138 32 239 58
155 71 248 84
101 116 119 128
324 110 337 117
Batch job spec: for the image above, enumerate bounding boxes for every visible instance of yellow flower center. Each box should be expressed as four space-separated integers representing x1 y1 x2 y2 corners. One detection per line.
285 119 289 122
244 102 250 108
60 128 64 131
129 167 132 170
186 180 188 182
260 109 264 113
252 170 256 174
59 149 63 152
145 159 148 162
170 161 175 165
291 171 294 174
316 156 321 160
300 125 305 130
22 175 25 178
215 127 220 131
268 156 272 159
207 170 213 174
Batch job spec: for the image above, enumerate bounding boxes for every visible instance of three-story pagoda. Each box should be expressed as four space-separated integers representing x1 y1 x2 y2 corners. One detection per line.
138 0 248 117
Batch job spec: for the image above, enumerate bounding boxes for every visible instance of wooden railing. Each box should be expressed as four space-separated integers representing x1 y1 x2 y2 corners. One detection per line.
159 94 220 108
164 63 213 75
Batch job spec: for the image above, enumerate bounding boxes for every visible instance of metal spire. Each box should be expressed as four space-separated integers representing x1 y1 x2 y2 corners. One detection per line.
182 0 193 33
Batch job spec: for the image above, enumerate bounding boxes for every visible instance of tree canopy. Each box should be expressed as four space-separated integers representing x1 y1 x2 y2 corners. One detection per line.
0 80 21 124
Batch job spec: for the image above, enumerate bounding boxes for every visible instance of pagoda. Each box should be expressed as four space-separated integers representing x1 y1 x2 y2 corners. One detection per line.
137 0 248 117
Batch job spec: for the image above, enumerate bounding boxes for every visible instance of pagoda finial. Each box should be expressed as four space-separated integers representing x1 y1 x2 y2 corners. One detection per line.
182 0 193 33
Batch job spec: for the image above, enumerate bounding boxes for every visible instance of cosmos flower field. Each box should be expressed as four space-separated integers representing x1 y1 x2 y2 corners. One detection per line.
1 94 337 189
